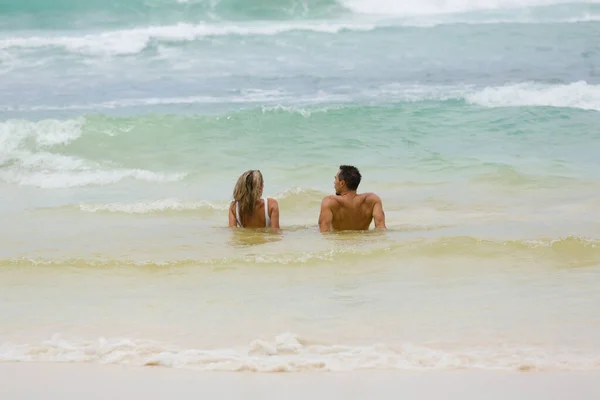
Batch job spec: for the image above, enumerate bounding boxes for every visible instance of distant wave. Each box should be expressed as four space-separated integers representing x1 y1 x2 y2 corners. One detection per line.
374 81 600 111
5 81 599 113
3 90 305 111
0 0 347 20
399 12 600 27
465 81 600 111
1 7 600 56
1 332 598 372
340 0 600 16
4 0 599 19
58 188 325 214
0 22 378 56
78 199 230 214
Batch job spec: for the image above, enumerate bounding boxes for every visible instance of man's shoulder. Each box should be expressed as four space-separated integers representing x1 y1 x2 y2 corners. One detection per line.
362 192 382 206
321 195 339 207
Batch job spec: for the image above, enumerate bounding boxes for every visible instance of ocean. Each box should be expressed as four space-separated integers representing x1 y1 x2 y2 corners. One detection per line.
1 0 600 373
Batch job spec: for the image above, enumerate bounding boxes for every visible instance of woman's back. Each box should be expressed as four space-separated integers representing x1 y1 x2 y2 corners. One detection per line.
232 198 271 228
228 169 280 230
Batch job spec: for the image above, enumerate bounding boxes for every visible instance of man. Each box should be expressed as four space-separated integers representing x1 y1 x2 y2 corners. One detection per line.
318 165 386 232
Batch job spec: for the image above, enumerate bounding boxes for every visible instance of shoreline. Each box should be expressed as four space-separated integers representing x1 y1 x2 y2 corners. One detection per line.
2 364 600 399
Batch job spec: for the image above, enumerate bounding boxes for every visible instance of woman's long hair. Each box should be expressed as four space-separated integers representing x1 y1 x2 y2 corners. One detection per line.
233 169 264 225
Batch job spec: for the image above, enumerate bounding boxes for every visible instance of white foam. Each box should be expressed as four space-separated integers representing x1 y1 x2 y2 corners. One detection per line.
273 187 326 199
372 81 600 111
340 0 600 16
0 49 17 76
0 90 352 114
2 169 185 189
0 22 377 56
0 3 597 60
465 81 600 111
79 199 229 213
261 105 347 117
0 333 597 372
400 13 600 27
0 119 83 166
0 119 185 189
3 82 597 114
75 188 324 214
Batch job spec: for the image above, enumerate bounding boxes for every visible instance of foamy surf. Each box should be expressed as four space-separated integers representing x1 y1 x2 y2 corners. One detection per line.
340 0 600 16
0 118 186 188
3 82 599 113
0 22 378 56
74 188 324 214
78 199 230 214
466 81 600 111
1 333 597 372
373 81 600 111
1 4 598 57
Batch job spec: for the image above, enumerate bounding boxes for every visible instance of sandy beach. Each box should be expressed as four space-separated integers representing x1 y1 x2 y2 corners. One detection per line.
2 364 600 399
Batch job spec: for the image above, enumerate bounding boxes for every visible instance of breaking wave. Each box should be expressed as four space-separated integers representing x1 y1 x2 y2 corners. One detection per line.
1 332 598 372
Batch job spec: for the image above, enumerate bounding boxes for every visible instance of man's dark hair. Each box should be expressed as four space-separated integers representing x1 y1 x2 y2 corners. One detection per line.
339 165 361 191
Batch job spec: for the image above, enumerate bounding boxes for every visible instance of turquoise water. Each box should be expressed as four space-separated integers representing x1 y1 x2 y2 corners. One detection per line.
1 0 600 372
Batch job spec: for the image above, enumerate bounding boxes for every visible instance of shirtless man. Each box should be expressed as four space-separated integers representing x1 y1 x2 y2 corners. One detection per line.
318 165 386 232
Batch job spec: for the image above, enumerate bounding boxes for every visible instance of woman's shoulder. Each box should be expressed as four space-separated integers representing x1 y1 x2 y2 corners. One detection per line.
266 197 279 209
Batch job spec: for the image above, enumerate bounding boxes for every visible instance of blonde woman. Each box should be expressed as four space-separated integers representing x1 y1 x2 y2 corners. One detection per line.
229 169 280 230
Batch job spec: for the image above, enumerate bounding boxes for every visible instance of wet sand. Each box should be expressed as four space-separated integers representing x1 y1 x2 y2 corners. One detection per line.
2 364 599 400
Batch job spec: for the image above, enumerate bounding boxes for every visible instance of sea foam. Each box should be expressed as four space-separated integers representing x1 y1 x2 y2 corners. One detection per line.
0 119 185 189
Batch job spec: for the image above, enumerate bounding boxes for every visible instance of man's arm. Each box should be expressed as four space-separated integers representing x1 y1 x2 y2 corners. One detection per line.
318 197 333 232
372 195 386 229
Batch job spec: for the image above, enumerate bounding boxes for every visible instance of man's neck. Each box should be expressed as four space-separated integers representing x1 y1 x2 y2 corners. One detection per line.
338 190 357 197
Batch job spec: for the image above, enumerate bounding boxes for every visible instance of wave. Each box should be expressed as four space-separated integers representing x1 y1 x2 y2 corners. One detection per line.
1 82 596 188
465 81 600 111
4 81 599 113
71 188 324 214
0 118 185 189
1 333 597 372
341 0 600 16
0 22 378 56
1 85 596 189
5 236 600 268
373 81 600 112
398 10 600 27
5 90 308 112
2 5 600 56
1 0 348 21
4 0 599 19
374 81 600 111
0 81 600 112
78 199 229 214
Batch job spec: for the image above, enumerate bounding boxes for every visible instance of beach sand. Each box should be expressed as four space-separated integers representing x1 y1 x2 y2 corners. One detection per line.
1 364 599 400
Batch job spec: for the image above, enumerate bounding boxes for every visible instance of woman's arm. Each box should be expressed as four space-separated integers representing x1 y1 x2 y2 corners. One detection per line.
228 202 237 227
269 198 280 230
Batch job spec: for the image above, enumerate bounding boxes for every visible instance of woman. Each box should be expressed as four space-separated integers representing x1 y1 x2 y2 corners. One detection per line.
229 169 280 230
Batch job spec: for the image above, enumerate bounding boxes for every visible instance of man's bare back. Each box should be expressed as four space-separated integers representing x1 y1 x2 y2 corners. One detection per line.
318 165 386 232
319 193 386 232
